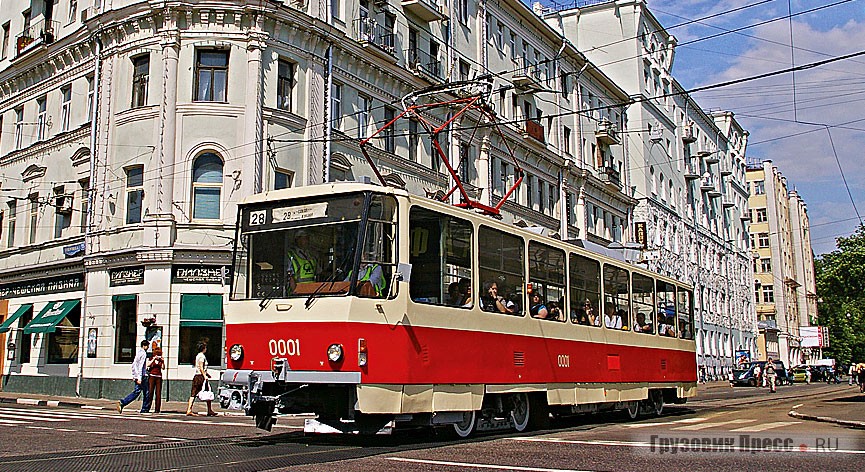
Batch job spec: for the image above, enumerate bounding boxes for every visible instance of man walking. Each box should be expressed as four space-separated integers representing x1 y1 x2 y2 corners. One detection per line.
118 340 150 413
764 358 777 393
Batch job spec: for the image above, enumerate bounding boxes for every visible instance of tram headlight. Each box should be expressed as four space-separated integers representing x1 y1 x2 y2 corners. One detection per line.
229 344 244 362
327 343 344 363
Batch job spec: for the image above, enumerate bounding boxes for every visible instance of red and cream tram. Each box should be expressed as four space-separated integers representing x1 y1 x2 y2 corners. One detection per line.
221 182 697 435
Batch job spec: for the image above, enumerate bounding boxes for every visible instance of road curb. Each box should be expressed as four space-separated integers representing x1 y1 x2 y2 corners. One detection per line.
788 410 865 430
0 396 97 410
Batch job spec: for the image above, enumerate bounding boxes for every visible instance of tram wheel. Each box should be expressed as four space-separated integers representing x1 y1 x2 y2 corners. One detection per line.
624 401 640 420
453 410 477 438
648 390 664 416
510 393 531 432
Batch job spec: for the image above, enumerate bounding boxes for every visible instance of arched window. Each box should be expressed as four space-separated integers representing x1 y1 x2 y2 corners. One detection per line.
192 152 223 220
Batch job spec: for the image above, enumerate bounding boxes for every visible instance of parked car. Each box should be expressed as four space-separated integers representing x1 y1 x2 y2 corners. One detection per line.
792 365 811 382
731 360 791 387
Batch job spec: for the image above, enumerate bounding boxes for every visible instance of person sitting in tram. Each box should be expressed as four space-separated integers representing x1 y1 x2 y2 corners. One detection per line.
457 277 472 307
633 312 653 333
604 302 623 329
658 316 677 337
447 282 461 306
346 260 386 297
287 230 318 292
481 281 515 314
529 292 549 319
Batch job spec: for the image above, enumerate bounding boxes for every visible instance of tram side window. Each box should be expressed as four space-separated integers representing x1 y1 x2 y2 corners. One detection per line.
409 207 473 307
656 280 677 337
569 253 600 326
677 288 695 339
478 226 524 315
602 264 630 330
356 195 398 298
528 242 565 322
631 273 655 334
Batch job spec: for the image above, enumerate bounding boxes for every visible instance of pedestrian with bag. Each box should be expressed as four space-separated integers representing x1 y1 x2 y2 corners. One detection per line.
186 342 217 417
147 347 165 413
118 340 150 413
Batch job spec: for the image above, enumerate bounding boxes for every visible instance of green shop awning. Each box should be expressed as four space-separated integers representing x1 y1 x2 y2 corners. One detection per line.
180 294 223 327
23 300 81 334
112 294 137 302
0 304 33 334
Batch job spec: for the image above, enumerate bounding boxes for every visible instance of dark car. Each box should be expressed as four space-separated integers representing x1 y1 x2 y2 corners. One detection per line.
731 360 790 387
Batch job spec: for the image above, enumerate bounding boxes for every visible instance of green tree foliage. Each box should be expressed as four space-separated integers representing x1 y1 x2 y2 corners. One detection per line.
815 224 865 365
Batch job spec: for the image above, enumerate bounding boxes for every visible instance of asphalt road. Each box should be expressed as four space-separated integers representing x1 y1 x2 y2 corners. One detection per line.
0 383 861 471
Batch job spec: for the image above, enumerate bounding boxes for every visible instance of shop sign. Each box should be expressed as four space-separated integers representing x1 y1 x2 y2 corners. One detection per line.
0 274 84 299
109 267 145 287
172 265 231 284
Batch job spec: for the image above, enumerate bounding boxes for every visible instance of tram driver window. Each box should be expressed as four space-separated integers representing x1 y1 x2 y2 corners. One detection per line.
678 288 695 339
631 273 655 334
528 242 565 322
408 207 473 306
602 264 630 330
478 226 523 315
569 253 600 326
656 280 677 337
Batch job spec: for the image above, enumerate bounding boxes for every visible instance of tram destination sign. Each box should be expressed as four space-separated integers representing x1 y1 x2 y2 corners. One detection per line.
0 274 84 299
172 265 232 284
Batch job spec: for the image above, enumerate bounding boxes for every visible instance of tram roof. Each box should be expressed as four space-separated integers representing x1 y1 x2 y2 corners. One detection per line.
239 182 692 289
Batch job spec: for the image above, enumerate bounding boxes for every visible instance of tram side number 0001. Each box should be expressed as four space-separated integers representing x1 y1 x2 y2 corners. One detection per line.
557 354 570 368
269 339 301 356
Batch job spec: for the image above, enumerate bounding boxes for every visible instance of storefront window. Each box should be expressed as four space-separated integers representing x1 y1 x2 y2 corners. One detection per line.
114 295 138 363
46 303 81 364
178 294 223 367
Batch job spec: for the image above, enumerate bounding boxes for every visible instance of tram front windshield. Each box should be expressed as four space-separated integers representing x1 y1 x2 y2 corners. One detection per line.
231 192 396 300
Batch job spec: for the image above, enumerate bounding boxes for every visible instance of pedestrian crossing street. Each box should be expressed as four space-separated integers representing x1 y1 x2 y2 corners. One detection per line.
621 415 802 432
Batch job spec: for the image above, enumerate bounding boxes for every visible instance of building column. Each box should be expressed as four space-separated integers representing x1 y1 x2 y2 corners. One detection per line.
245 31 266 192
478 133 491 206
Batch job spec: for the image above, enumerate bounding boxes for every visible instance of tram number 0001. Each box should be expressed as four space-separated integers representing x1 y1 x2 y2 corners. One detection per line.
268 339 301 356
557 354 570 368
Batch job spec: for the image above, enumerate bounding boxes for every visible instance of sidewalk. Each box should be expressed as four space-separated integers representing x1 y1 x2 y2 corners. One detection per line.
0 390 235 416
789 383 865 429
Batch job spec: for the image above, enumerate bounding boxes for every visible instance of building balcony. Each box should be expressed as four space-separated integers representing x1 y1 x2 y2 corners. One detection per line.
741 212 751 221
684 163 701 180
599 166 621 188
401 0 447 22
720 165 732 176
353 18 396 60
723 198 735 208
512 56 542 91
682 122 696 143
15 19 58 58
699 174 715 191
522 118 545 144
595 119 620 145
406 48 444 83
707 187 722 198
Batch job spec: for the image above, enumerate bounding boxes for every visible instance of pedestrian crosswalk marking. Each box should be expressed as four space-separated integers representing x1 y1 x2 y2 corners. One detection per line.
671 418 756 430
0 413 70 422
0 418 30 425
731 421 801 432
623 417 708 428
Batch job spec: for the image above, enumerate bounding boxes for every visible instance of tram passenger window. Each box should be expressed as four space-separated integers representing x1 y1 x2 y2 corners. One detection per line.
569 253 600 326
528 242 565 322
677 288 695 339
656 280 677 337
602 264 630 330
408 207 473 307
631 274 655 334
478 226 523 315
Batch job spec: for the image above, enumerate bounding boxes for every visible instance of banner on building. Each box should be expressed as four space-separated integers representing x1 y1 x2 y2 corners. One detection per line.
0 274 84 299
800 326 828 348
109 267 145 287
172 265 232 284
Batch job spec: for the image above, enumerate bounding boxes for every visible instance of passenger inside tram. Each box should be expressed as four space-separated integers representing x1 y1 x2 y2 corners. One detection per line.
604 302 623 329
633 312 653 333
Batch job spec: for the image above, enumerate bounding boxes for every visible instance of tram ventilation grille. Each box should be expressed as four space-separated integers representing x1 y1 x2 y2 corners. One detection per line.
513 351 525 366
660 359 667 370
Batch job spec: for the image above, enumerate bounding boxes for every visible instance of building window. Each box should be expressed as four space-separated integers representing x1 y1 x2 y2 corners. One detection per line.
409 118 419 163
86 75 94 121
1 22 9 60
192 153 223 220
114 295 138 363
563 126 571 155
755 208 767 222
331 0 341 21
125 166 144 224
68 0 77 24
753 180 765 195
458 142 471 183
762 284 774 303
60 86 72 131
29 196 38 244
277 59 296 111
758 232 769 248
761 258 771 273
331 83 342 130
6 201 15 248
194 50 228 102
37 97 47 141
53 186 71 239
384 107 396 153
79 179 89 233
459 59 470 81
131 55 149 108
357 94 371 138
457 0 468 23
274 169 293 190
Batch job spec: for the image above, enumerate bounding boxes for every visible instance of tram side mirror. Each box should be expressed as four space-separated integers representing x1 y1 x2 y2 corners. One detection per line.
396 263 412 283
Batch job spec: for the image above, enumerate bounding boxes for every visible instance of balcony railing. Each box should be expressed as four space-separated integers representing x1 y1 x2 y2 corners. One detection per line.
401 0 446 22
353 18 396 57
684 163 701 180
682 122 696 143
406 48 443 82
599 166 621 188
522 118 545 143
513 56 542 90
700 174 716 191
15 19 59 57
595 119 619 145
